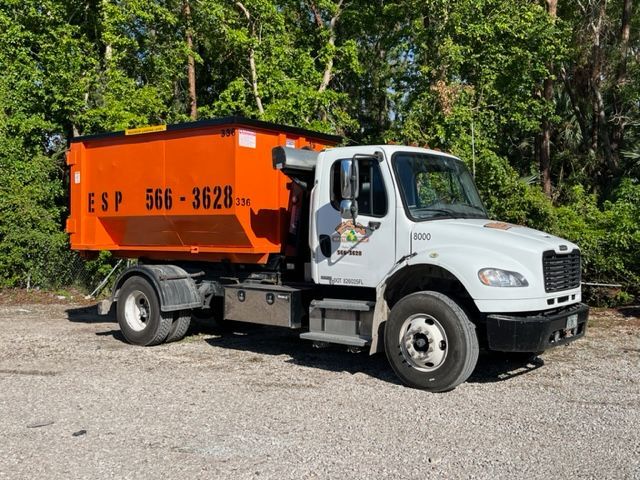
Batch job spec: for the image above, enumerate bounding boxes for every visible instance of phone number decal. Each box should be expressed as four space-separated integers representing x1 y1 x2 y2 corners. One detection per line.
86 185 251 213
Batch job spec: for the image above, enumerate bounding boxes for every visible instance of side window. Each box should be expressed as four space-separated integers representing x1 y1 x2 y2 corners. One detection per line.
330 158 388 217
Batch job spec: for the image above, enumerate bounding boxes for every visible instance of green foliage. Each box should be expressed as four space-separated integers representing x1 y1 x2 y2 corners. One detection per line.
473 152 558 232
389 0 561 150
552 181 640 303
0 148 67 287
0 0 638 304
0 0 74 287
198 0 358 133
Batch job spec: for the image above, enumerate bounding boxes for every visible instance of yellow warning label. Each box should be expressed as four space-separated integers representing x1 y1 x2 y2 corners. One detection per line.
125 125 167 136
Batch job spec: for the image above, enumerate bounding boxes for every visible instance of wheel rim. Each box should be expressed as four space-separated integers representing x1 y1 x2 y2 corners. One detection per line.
398 313 448 372
123 290 151 332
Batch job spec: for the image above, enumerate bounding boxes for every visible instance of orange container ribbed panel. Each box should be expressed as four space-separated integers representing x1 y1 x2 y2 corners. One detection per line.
66 118 340 264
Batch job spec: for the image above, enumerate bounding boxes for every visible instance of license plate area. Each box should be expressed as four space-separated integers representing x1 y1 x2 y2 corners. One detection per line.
550 313 581 344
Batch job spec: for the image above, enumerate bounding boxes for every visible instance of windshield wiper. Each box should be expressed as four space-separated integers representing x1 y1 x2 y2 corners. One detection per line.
458 203 486 214
454 204 488 218
412 207 459 219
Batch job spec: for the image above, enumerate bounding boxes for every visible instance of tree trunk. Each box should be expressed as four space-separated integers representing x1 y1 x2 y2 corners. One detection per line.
590 0 615 172
538 0 557 197
236 2 264 115
617 0 632 83
560 66 589 145
611 0 632 169
183 0 197 120
316 0 344 93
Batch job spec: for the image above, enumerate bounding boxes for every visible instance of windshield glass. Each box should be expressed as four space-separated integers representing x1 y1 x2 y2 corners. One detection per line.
393 152 487 220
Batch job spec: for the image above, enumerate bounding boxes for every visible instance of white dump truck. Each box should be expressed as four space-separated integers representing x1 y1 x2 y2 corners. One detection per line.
68 117 588 391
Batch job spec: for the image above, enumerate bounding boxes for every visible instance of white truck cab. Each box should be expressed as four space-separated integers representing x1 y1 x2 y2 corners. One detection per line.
296 145 587 390
311 146 582 309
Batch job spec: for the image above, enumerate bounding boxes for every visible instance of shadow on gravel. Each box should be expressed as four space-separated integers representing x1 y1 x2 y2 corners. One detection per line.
619 306 640 318
65 304 115 324
95 329 127 342
469 354 545 384
63 307 548 387
65 304 126 341
199 322 546 386
201 322 402 385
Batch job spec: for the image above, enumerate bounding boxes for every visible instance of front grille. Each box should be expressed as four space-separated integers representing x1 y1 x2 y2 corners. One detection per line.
542 249 581 292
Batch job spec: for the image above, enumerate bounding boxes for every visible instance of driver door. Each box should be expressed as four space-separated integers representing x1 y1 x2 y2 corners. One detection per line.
311 149 397 288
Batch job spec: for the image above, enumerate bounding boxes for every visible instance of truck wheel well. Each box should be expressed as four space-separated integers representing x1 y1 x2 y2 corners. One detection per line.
384 265 478 318
111 265 202 312
113 270 157 303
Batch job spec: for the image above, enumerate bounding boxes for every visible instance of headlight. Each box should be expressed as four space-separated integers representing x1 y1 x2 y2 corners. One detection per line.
478 268 528 287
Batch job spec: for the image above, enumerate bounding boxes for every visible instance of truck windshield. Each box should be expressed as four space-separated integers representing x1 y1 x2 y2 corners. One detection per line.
393 152 487 221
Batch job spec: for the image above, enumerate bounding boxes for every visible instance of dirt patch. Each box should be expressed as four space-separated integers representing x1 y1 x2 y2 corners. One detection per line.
0 288 95 306
588 306 640 329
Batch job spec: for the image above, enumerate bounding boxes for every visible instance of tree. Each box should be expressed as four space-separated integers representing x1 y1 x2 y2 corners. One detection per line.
0 0 638 300
539 0 558 197
557 0 639 192
184 0 197 119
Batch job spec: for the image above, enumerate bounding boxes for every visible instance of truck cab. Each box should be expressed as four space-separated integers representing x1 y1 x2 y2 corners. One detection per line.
311 145 583 310
299 145 588 389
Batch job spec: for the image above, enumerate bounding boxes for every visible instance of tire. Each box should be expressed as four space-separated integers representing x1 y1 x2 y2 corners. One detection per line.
116 276 173 346
165 311 191 343
384 291 479 392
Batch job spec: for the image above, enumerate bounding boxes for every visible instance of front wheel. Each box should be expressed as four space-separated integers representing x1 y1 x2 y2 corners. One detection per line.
385 291 479 392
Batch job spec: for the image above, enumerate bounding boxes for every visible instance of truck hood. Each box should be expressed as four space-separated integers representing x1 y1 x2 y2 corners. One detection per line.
406 218 582 309
425 218 577 255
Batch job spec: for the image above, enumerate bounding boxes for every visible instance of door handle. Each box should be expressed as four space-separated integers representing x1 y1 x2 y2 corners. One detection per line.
368 221 381 231
319 234 332 257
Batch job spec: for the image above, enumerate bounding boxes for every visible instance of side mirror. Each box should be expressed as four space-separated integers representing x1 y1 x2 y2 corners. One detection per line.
340 158 359 199
340 199 358 220
339 158 359 220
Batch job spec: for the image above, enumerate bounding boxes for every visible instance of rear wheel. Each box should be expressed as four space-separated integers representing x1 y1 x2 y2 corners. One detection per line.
385 291 479 392
165 311 191 343
117 276 172 346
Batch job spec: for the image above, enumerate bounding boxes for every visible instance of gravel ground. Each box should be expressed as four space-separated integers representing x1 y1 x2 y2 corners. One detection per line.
0 299 638 479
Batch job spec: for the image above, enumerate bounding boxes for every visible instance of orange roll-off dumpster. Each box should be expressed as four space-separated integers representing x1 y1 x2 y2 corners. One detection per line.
66 117 341 264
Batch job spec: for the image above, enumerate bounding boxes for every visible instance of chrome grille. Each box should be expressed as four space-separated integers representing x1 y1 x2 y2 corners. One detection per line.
542 250 581 293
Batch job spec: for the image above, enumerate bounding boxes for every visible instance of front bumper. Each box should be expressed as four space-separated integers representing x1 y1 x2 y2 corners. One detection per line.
485 303 589 352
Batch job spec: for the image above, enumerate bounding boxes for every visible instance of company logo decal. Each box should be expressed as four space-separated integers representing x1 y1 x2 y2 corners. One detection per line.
332 219 370 243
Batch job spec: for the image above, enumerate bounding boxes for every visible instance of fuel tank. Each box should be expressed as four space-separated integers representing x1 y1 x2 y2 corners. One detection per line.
66 117 340 263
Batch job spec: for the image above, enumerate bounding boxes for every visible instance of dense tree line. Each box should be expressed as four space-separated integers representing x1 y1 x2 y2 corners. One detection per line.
0 0 638 302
